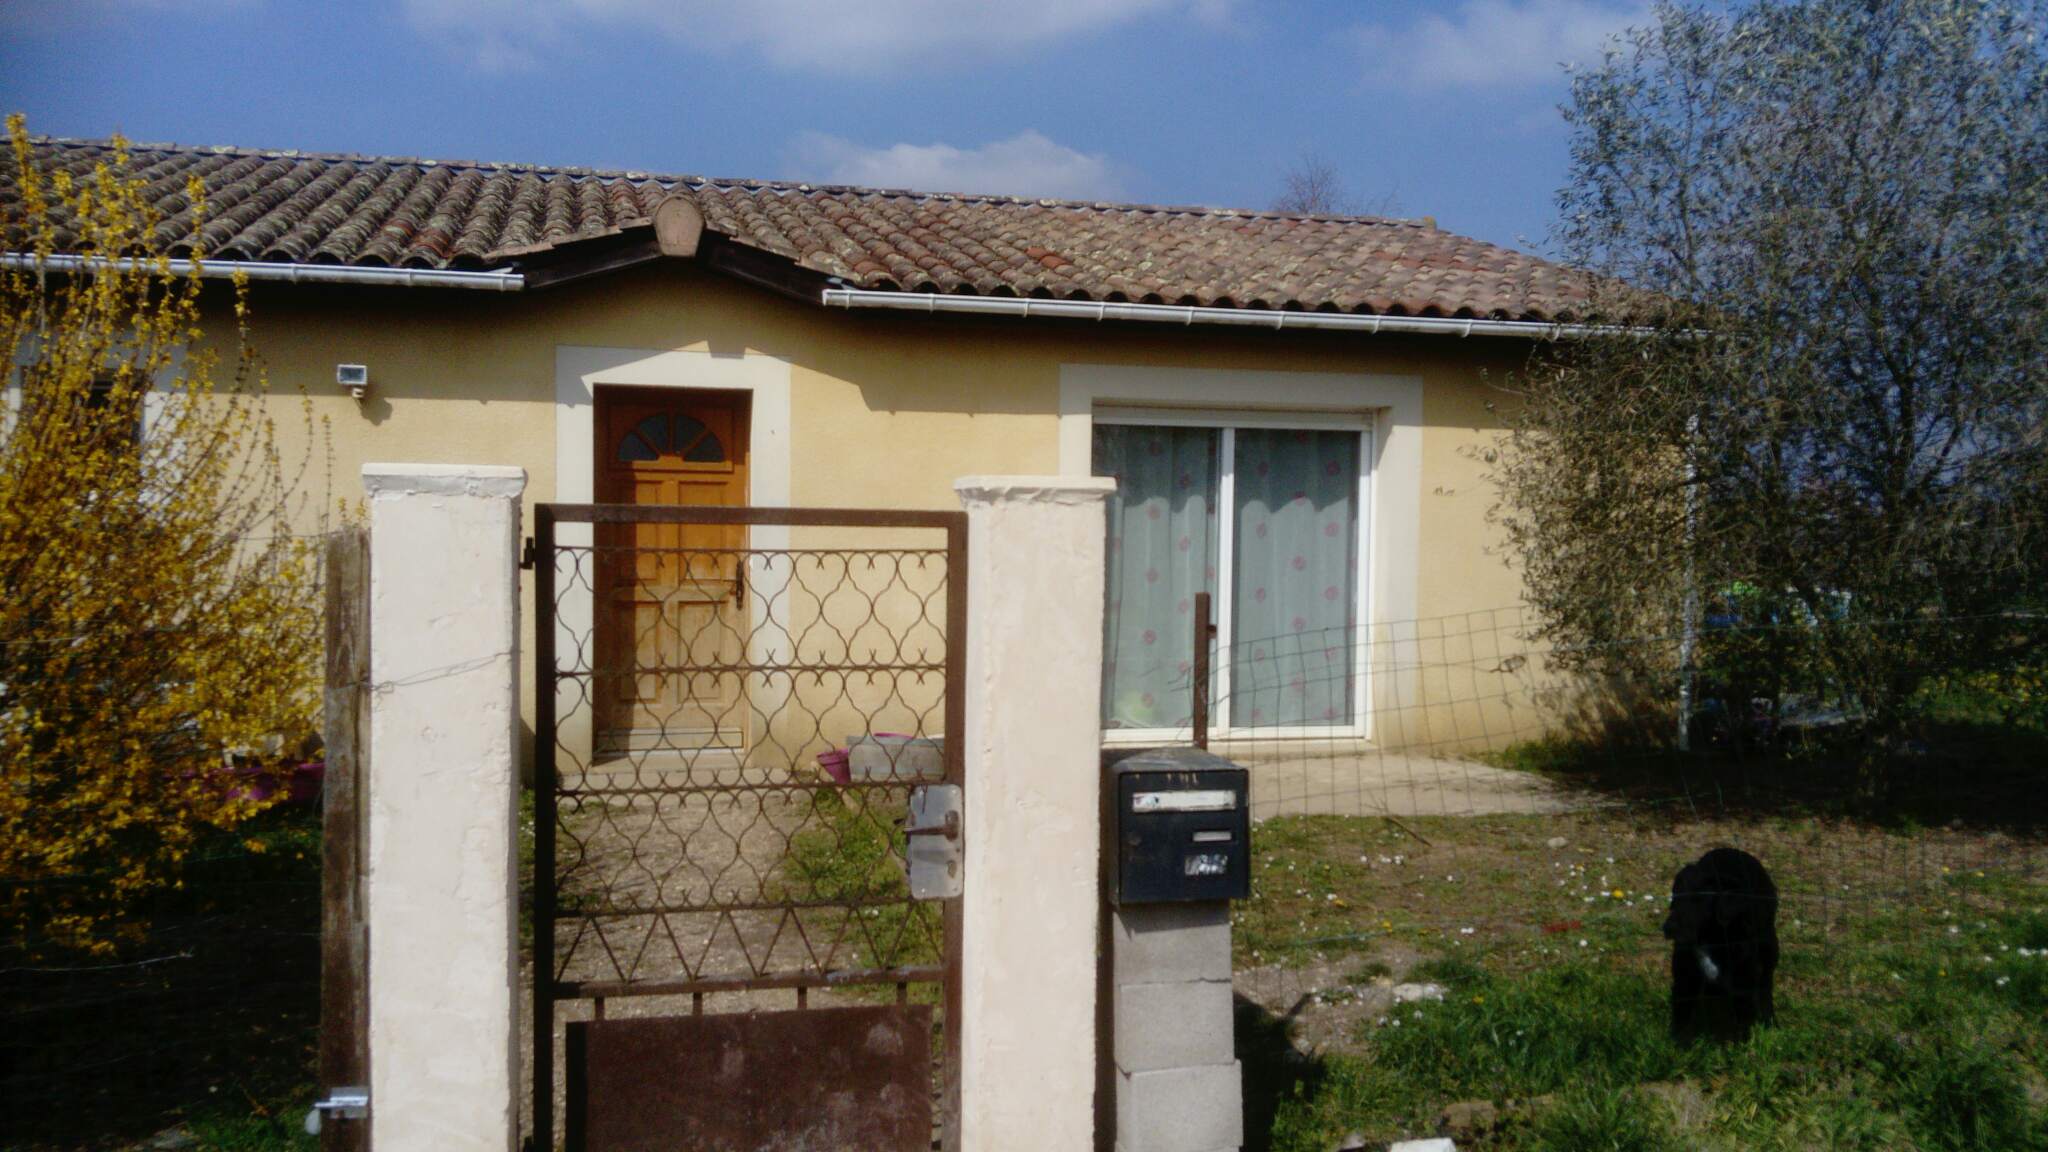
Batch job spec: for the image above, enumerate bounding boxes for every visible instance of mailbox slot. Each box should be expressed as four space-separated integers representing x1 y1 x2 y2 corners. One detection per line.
1107 748 1251 904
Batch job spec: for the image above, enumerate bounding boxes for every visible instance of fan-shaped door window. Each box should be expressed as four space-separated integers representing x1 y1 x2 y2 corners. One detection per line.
616 412 726 464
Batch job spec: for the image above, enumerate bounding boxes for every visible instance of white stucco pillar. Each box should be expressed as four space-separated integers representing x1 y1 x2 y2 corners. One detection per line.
363 463 527 1152
954 475 1115 1152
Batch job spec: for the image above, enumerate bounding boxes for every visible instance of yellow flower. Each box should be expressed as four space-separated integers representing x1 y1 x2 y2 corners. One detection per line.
0 114 327 949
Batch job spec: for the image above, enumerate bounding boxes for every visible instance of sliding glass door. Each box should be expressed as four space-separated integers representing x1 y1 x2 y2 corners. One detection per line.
1096 414 1371 739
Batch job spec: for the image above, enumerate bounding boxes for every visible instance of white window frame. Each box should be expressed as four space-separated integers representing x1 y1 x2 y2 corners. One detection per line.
1095 407 1375 744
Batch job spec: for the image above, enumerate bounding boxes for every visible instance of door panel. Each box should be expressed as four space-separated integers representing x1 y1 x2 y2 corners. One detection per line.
595 391 750 754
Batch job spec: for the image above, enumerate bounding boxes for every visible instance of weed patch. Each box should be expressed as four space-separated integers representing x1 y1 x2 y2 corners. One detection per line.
781 788 941 972
1240 810 2047 1150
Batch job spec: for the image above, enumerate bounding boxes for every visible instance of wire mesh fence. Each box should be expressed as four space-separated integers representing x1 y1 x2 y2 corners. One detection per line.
0 534 331 1149
1111 603 2048 1148
0 813 325 1146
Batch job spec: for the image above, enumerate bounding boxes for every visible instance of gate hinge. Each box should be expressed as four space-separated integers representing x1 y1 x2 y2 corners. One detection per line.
520 535 536 571
303 1086 369 1134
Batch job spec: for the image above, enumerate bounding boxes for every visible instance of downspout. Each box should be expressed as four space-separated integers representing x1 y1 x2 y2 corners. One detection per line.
0 253 526 291
820 285 1630 339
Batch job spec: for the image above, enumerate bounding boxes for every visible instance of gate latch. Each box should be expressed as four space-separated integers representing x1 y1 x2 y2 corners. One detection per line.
904 784 964 900
303 1087 370 1135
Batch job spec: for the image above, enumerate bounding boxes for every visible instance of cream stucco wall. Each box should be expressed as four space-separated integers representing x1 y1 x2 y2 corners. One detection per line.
363 464 525 1152
218 261 1541 755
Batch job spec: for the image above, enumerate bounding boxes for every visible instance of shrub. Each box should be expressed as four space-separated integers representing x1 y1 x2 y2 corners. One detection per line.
0 117 324 951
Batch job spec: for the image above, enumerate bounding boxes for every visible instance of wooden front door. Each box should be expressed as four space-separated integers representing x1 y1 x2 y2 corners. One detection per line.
595 389 751 753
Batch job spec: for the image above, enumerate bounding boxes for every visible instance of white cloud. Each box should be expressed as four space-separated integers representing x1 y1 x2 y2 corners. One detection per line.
401 0 1235 74
789 130 1125 201
1352 0 1645 92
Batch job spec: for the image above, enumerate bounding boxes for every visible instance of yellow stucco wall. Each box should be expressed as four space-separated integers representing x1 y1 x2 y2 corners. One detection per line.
219 261 1545 755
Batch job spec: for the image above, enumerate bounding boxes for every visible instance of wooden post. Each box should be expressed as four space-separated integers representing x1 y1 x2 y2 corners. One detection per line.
320 527 370 1152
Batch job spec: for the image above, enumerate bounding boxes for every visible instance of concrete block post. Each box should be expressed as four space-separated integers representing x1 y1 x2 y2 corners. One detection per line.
1111 903 1244 1152
954 476 1116 1152
362 464 527 1152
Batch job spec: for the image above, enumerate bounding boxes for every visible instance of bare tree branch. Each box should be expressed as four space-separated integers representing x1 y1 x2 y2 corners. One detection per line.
1272 152 1402 217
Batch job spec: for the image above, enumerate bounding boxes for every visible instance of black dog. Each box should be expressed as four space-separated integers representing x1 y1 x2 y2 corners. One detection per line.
1662 847 1779 1042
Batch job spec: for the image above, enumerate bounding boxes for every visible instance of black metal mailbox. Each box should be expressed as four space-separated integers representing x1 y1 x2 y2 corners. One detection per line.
1107 747 1251 904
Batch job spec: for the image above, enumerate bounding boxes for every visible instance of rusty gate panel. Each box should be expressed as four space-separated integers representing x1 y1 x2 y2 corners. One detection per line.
532 504 966 1152
565 1005 932 1152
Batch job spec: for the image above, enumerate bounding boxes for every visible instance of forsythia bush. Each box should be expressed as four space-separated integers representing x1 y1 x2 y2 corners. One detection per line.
0 117 323 951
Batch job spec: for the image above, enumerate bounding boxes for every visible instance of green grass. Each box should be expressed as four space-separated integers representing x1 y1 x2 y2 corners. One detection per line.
1530 1085 1682 1152
1238 807 2048 1151
780 788 942 974
178 1106 319 1152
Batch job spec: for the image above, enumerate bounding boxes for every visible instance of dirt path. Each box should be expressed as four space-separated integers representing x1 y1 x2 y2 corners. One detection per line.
1230 748 1580 819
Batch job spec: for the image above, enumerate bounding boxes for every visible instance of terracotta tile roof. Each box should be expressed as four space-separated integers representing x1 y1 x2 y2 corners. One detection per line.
6 137 1592 322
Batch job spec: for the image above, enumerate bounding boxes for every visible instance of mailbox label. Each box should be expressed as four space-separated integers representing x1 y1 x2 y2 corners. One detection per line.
1133 789 1236 813
1183 853 1231 877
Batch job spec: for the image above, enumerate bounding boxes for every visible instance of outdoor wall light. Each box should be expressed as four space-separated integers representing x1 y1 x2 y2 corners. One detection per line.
336 363 369 402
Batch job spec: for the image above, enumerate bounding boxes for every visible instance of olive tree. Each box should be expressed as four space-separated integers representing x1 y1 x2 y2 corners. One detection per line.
1494 0 2048 738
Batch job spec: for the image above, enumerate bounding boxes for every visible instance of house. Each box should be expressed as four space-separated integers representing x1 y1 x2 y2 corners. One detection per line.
5 136 1594 756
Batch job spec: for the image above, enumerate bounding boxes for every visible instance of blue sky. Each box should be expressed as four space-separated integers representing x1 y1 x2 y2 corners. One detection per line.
0 0 1652 254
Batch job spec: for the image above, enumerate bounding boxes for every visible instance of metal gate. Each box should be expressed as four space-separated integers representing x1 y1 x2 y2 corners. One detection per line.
531 504 967 1152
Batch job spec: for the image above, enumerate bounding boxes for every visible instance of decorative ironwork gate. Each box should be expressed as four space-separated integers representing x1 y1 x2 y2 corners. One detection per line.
531 504 966 1152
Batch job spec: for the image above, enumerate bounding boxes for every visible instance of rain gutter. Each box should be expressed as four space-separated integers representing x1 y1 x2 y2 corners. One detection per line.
1 252 526 291
820 285 1621 338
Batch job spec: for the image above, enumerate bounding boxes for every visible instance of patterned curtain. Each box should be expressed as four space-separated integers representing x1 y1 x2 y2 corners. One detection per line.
1095 425 1219 730
1228 428 1359 727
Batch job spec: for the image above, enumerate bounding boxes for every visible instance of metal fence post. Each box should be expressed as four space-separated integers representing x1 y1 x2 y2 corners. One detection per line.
1192 592 1214 750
